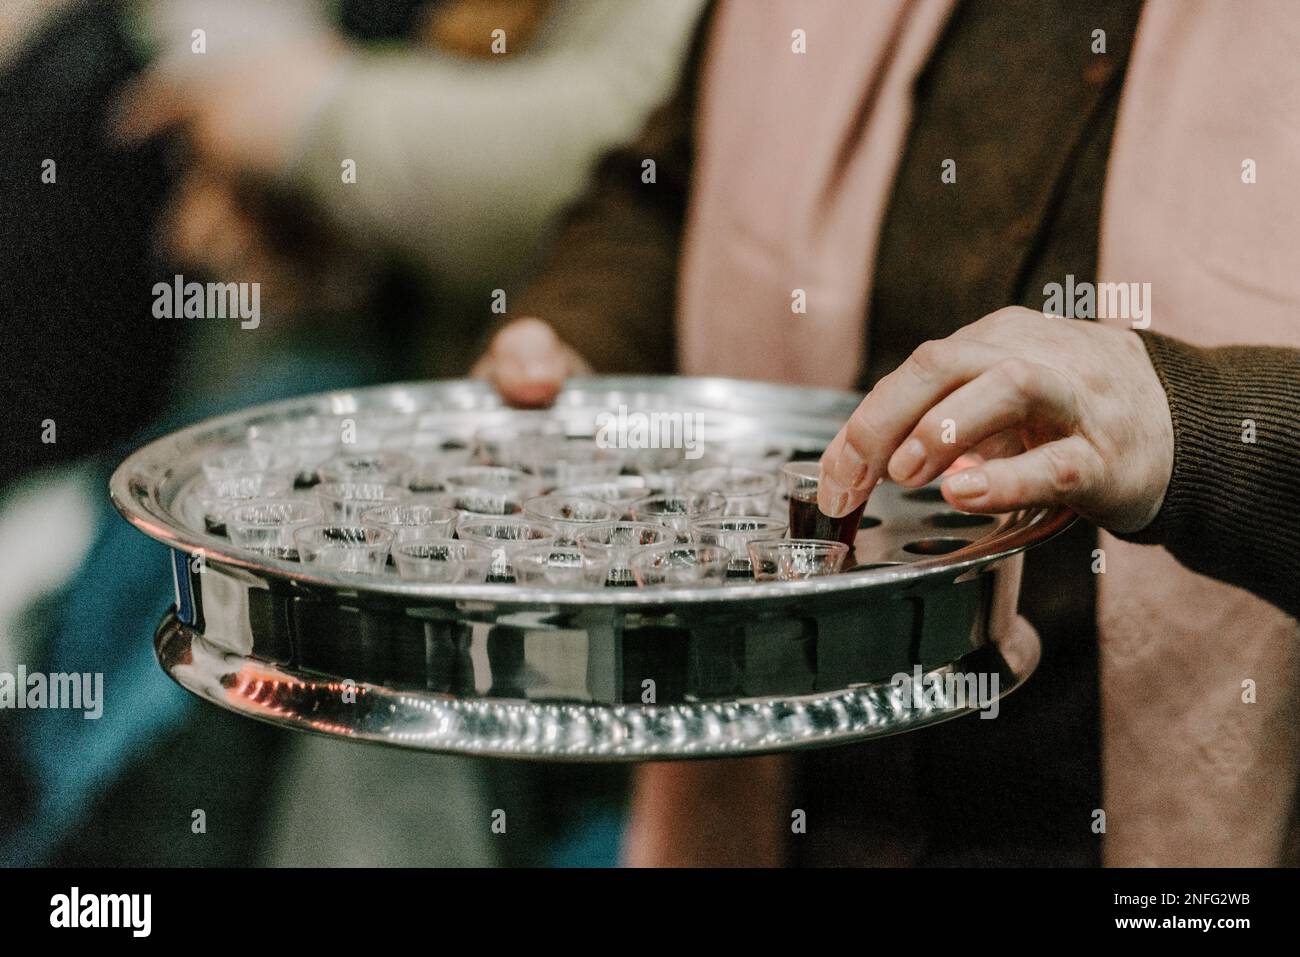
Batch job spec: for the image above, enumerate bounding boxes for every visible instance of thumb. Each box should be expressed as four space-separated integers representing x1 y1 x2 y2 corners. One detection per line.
474 317 583 408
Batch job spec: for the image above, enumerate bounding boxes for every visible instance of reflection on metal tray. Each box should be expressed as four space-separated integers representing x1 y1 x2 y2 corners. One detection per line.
111 376 1072 760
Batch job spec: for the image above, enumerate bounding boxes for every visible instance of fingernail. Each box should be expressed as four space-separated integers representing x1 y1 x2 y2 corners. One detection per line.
819 474 852 517
888 438 926 483
946 469 989 498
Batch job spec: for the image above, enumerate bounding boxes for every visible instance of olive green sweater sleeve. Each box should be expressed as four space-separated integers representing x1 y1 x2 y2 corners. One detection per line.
504 4 713 375
1119 330 1300 619
504 85 693 375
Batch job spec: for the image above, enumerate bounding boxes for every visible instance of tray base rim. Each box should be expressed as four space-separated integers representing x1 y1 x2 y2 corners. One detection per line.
155 609 1040 761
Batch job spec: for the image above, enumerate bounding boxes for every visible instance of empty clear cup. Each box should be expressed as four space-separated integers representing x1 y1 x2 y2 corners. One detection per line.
317 451 413 487
226 498 324 559
629 491 726 540
201 447 299 483
574 521 673 586
444 465 540 496
359 502 459 545
447 487 528 519
392 539 494 583
552 477 652 515
623 445 703 475
341 411 420 452
520 436 625 490
747 539 849 581
523 494 621 544
188 475 292 534
381 432 473 491
711 435 793 474
455 517 556 580
684 466 778 516
511 544 611 588
626 447 713 495
293 524 394 575
474 418 566 469
631 543 732 588
405 491 460 510
689 516 789 576
247 418 341 485
316 480 409 522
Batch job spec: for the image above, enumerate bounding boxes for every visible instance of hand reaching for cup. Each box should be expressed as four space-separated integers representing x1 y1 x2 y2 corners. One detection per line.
817 308 1175 534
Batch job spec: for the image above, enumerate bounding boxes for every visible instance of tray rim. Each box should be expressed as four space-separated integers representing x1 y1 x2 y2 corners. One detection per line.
109 375 1076 606
153 607 1042 761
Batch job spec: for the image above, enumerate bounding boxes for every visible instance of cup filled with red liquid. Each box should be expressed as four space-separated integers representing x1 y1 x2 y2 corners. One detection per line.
781 461 865 549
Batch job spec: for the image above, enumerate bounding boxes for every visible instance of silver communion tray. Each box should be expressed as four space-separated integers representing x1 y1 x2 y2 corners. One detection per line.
109 376 1071 760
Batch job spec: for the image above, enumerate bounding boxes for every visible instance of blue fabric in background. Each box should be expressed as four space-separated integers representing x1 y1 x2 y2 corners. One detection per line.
1 351 380 866
548 806 625 868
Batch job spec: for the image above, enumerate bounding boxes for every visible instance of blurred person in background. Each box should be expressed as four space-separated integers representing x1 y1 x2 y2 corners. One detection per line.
2 0 704 867
119 0 708 377
479 0 1300 866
